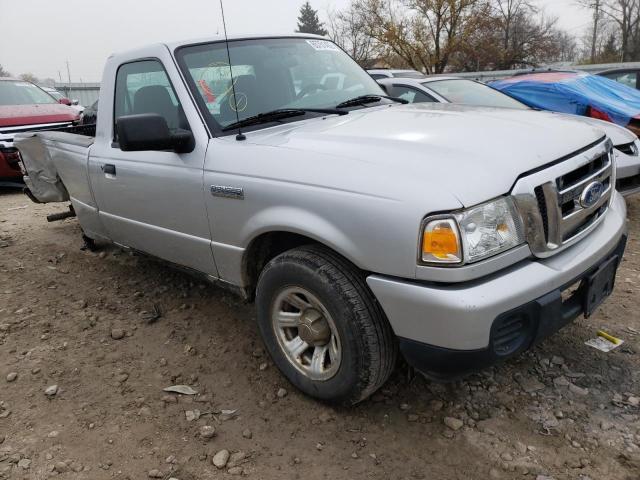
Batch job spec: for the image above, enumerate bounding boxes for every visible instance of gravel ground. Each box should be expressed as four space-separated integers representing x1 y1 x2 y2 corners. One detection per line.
1 189 639 480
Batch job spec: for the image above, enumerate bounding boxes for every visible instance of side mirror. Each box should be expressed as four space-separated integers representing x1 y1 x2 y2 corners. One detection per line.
58 98 72 106
115 113 194 153
71 99 79 105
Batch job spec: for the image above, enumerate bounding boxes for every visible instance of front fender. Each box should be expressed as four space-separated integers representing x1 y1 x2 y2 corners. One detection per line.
244 205 362 263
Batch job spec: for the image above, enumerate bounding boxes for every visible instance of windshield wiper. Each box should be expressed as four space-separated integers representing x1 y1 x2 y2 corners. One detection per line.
222 108 348 132
335 94 409 109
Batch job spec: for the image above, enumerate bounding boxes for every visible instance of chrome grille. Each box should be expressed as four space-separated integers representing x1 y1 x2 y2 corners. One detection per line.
0 122 74 146
512 139 614 258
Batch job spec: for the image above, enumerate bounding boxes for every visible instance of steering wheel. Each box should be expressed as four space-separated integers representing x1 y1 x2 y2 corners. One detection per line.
296 83 328 99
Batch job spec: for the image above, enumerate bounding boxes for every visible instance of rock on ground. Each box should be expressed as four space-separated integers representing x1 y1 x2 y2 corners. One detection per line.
212 449 230 468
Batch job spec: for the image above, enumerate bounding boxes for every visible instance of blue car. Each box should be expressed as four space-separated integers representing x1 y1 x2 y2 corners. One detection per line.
491 71 640 136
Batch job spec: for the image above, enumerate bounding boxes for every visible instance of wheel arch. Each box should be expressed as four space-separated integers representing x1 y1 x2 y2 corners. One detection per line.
242 228 363 300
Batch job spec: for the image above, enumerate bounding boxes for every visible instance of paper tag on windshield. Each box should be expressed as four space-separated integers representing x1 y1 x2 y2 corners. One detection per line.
306 39 339 51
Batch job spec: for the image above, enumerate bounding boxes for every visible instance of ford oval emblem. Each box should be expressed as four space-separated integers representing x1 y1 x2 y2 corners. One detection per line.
580 181 605 208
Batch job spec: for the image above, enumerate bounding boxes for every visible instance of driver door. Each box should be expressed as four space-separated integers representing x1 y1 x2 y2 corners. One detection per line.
89 58 218 277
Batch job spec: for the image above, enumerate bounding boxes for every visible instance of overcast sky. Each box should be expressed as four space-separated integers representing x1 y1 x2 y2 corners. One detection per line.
0 0 591 83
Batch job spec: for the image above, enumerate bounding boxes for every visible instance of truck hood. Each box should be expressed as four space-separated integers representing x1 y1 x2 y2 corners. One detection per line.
249 103 606 207
0 104 79 128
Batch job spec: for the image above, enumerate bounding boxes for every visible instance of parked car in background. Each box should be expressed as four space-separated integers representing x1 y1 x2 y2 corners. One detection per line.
0 77 80 187
41 86 84 114
598 68 640 90
379 76 640 196
80 100 98 125
491 71 640 135
367 68 425 80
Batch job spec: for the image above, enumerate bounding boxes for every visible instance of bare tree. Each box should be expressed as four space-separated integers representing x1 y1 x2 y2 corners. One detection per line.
352 0 430 72
576 0 603 62
450 1 566 70
553 30 579 62
490 1 564 69
333 0 574 72
494 0 531 54
353 0 487 74
19 73 39 83
600 0 640 60
0 65 11 77
327 5 379 66
448 12 503 70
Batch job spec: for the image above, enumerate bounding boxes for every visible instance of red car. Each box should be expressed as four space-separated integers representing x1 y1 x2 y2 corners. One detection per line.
0 77 80 187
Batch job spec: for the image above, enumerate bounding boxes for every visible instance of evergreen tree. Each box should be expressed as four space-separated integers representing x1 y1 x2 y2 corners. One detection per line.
296 2 327 36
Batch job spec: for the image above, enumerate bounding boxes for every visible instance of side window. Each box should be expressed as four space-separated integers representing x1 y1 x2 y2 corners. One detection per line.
114 60 189 138
614 72 637 89
390 85 435 104
602 71 637 89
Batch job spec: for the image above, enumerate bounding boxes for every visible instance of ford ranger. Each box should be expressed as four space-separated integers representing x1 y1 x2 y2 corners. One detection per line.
15 34 627 404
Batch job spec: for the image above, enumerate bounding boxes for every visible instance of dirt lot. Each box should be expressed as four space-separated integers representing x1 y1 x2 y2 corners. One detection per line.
1 190 639 480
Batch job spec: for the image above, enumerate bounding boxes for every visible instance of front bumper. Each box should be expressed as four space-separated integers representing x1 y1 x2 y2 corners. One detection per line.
367 192 627 375
397 235 625 376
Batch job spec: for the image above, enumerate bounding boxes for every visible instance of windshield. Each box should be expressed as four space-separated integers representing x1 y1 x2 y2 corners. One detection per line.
425 79 528 109
176 37 386 131
0 80 58 106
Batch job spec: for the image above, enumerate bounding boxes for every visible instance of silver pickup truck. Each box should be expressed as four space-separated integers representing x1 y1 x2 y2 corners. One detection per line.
16 34 627 404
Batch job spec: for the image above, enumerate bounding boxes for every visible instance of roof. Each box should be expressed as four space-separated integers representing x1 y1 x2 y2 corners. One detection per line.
422 76 463 83
367 68 421 73
106 33 330 63
163 32 327 50
499 71 583 84
0 77 22 82
512 69 580 77
598 67 640 74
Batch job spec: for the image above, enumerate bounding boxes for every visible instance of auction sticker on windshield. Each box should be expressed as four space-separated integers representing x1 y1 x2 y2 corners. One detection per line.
306 39 339 51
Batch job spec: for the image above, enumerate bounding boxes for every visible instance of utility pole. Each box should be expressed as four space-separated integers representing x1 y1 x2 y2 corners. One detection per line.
590 0 601 64
58 71 62 83
66 60 71 85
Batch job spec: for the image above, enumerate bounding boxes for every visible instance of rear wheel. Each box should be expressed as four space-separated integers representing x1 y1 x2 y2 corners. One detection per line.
255 245 396 405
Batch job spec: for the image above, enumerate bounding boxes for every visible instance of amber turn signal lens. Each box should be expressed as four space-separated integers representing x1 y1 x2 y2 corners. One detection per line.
422 219 461 263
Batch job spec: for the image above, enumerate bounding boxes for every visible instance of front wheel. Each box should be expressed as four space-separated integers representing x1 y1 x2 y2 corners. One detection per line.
255 245 397 405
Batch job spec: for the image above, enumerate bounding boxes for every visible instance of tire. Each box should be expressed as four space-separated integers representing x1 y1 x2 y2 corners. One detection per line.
255 244 397 405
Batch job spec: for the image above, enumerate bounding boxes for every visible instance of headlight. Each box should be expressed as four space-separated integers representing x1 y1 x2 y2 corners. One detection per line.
421 197 525 265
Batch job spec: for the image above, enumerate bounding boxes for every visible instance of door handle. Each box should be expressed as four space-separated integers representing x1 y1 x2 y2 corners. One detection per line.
102 164 116 176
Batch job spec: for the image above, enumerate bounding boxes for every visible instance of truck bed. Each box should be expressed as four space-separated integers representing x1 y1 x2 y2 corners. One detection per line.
15 128 95 204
